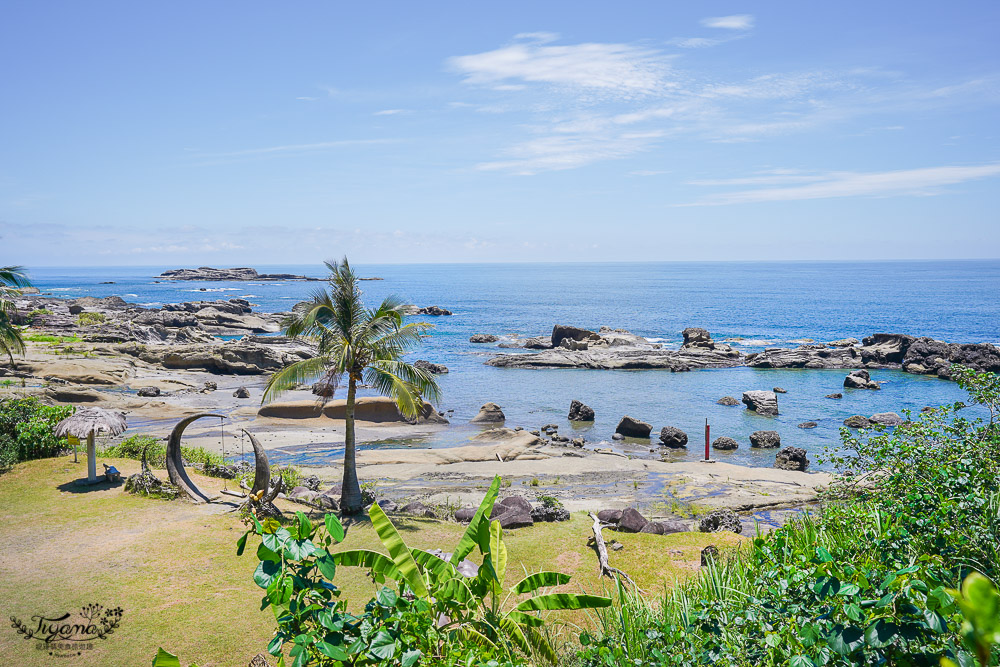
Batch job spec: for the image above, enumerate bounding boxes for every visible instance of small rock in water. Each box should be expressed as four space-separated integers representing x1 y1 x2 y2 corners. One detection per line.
201 381 217 393
469 334 499 343
749 430 781 448
798 421 818 429
773 387 788 394
712 436 739 450
659 426 688 448
233 386 250 398
870 412 904 426
568 399 595 421
742 390 779 416
615 415 652 438
825 393 843 399
844 369 880 390
844 415 872 428
611 433 625 441
716 396 740 406
470 402 505 423
414 360 449 374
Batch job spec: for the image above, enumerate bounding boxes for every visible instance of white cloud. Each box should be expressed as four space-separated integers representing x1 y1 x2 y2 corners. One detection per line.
448 34 671 96
684 163 1000 205
475 131 661 174
701 15 754 30
374 109 408 115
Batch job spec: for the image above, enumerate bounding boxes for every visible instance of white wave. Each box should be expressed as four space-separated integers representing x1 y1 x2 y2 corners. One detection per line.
125 293 138 297
645 337 668 343
733 339 777 347
48 287 79 291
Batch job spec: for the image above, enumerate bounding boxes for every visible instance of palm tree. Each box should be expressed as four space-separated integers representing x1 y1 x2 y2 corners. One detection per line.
0 266 31 364
262 258 441 514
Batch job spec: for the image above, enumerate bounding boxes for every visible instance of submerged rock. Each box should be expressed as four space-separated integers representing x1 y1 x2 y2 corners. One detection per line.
825 393 843 399
717 396 740 406
798 421 818 429
414 360 449 374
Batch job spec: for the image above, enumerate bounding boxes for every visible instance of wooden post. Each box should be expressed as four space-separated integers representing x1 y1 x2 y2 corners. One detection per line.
87 431 97 483
704 418 710 461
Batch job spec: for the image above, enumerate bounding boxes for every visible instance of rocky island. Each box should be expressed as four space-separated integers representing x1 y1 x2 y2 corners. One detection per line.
156 267 321 281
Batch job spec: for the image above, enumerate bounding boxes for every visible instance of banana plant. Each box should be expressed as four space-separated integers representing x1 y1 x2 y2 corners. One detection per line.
332 476 611 663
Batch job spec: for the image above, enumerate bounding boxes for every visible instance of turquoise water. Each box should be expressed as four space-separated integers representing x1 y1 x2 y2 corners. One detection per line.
27 261 1000 468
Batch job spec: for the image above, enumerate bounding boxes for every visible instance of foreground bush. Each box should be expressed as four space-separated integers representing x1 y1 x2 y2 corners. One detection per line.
580 367 1000 666
0 397 73 471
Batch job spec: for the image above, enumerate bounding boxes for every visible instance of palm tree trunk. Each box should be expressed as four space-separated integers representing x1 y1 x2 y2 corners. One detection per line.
340 376 363 514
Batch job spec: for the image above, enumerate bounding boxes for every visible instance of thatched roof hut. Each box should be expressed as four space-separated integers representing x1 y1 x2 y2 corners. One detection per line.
55 408 127 484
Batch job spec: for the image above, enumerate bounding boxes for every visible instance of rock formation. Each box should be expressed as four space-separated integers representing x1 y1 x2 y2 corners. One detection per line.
615 416 652 438
712 436 739 450
658 426 688 448
157 267 319 281
749 430 781 449
742 390 779 416
698 509 742 534
568 400 595 421
470 402 506 424
774 446 809 472
844 369 880 390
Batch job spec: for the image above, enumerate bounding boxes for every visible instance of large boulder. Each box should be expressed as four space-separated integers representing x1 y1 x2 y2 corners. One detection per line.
774 446 809 471
860 333 915 365
531 504 570 523
597 509 623 524
551 324 601 348
568 400 595 421
470 402 506 424
616 508 648 533
742 390 779 416
682 327 714 349
749 430 781 449
454 507 477 522
658 426 688 449
491 496 534 529
712 436 739 450
698 509 742 534
615 416 652 438
844 369 880 390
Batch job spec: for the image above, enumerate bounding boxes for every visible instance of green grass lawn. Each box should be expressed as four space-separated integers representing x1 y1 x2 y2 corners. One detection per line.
0 456 742 666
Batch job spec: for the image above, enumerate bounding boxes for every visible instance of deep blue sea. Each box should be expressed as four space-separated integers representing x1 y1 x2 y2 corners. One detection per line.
26 261 1000 468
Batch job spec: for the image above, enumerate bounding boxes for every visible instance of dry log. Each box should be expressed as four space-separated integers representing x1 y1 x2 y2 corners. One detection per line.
588 512 640 590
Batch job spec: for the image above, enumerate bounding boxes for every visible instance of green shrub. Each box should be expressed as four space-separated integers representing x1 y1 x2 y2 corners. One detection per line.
22 333 81 344
27 308 51 324
76 312 107 326
0 397 74 471
100 434 224 470
579 367 1000 667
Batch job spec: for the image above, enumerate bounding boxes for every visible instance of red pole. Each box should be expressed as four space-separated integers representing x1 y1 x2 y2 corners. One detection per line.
704 418 710 460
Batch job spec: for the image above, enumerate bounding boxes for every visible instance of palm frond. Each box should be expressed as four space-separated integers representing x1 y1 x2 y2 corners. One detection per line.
363 366 424 419
0 266 32 290
366 358 442 407
262 355 334 403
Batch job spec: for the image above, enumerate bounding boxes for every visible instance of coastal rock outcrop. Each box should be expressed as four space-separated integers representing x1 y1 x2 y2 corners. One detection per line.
681 327 714 349
117 338 314 375
470 402 506 424
746 344 862 370
414 360 449 374
774 446 809 472
407 305 452 316
844 369 881 390
551 324 602 348
568 400 595 421
659 426 688 449
742 390 779 416
615 416 652 439
749 430 781 449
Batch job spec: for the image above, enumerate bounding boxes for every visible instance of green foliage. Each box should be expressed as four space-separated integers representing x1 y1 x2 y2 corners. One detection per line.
947 572 1000 667
0 266 32 361
237 476 608 665
99 434 224 470
0 397 73 471
580 368 1000 667
76 311 107 326
22 333 81 343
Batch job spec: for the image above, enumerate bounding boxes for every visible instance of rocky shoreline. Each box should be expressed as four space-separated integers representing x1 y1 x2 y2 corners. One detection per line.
486 326 1000 378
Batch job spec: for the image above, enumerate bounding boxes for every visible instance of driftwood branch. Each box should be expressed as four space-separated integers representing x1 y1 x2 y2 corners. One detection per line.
587 512 641 590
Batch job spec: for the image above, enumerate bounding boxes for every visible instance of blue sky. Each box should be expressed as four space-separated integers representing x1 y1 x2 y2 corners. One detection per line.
2 1 998 266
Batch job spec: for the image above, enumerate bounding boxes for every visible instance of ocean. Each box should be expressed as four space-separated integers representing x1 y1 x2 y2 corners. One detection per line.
26 260 1000 469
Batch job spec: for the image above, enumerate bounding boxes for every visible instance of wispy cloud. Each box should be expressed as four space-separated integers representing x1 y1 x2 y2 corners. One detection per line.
448 33 672 96
190 139 396 162
701 15 754 30
374 109 409 116
683 163 1000 205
